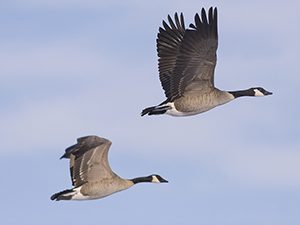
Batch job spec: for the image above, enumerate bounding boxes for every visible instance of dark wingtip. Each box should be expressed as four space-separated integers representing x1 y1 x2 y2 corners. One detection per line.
59 143 77 159
189 23 196 29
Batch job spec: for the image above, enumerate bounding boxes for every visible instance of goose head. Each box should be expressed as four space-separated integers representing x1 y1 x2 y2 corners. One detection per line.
252 87 273 97
150 174 169 183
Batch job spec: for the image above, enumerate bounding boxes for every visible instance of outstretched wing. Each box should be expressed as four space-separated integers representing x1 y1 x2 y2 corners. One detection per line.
157 12 185 99
170 7 218 100
60 136 116 187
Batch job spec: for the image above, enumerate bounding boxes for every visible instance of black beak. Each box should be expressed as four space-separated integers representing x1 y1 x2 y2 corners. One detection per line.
264 90 273 95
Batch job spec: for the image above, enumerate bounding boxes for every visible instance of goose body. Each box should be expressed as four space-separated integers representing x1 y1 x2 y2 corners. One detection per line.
51 136 168 201
141 7 272 117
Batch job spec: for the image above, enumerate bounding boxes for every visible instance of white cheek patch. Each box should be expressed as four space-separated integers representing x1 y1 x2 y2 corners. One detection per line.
254 89 265 97
151 175 160 183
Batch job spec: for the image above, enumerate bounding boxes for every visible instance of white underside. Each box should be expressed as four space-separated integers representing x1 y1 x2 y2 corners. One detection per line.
70 187 92 200
163 102 195 116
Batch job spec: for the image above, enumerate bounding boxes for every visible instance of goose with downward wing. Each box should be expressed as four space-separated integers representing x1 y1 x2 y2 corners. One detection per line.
51 136 168 201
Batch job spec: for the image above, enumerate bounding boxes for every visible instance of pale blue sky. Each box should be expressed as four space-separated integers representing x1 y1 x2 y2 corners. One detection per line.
1 0 300 224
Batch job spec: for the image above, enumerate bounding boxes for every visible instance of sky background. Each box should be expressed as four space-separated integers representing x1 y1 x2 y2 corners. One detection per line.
1 0 300 224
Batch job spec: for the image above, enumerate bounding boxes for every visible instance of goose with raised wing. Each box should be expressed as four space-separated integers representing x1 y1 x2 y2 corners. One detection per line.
141 7 272 117
51 136 168 201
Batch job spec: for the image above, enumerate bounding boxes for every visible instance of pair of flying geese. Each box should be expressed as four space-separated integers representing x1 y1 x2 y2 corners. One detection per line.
51 7 272 201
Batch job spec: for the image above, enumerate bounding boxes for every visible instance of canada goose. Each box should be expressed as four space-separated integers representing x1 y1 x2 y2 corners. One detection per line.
141 7 272 117
51 136 168 201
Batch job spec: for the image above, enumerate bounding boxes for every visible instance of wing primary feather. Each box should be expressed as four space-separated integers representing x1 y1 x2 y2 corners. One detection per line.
162 20 171 31
168 14 177 30
174 13 180 29
201 8 208 24
180 13 185 30
208 7 213 24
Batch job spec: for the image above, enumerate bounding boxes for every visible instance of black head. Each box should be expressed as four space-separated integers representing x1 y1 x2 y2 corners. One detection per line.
252 87 273 96
150 174 169 183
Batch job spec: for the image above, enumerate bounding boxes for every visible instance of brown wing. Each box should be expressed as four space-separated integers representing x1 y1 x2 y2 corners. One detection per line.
60 136 116 187
170 7 218 100
157 12 185 99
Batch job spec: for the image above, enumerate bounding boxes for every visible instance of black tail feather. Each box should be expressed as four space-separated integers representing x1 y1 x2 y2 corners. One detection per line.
141 105 170 116
141 106 156 116
51 189 74 201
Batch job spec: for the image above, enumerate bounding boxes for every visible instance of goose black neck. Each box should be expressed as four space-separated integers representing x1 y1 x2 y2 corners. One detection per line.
131 176 152 184
228 88 255 98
